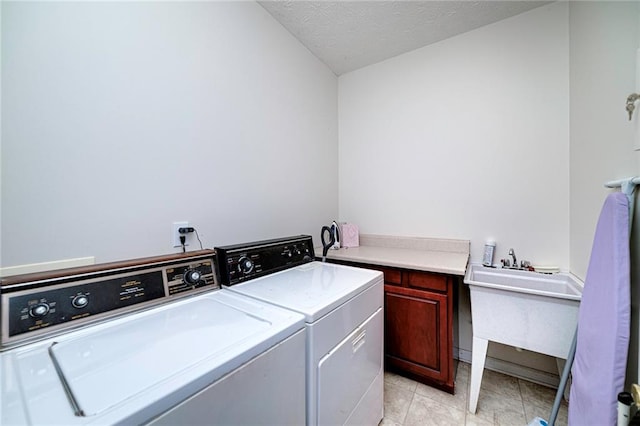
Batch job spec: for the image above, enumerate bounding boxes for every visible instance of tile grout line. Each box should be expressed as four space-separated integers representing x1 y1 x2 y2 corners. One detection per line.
463 377 469 425
518 379 528 423
400 388 416 426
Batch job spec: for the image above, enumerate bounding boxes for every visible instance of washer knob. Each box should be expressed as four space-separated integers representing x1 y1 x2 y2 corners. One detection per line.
29 303 50 318
238 257 254 274
72 295 89 309
184 270 202 284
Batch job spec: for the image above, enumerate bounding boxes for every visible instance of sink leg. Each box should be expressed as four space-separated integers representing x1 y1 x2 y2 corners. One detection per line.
556 357 571 401
469 336 489 414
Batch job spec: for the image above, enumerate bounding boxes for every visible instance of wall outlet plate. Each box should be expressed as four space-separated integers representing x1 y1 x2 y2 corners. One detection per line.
172 221 189 248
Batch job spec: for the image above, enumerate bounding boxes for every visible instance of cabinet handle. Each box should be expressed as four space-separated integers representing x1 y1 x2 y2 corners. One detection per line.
352 329 366 353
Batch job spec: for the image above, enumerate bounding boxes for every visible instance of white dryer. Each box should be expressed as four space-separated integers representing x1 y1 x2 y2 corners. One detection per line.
1 251 306 425
216 236 384 426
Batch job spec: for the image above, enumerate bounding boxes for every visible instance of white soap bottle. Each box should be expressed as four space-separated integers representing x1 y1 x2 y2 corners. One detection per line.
482 239 496 267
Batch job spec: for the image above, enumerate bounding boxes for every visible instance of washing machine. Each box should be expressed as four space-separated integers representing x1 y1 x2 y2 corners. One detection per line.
216 235 384 426
1 250 306 425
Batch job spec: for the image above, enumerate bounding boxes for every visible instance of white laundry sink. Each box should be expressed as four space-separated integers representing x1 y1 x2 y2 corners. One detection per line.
464 263 583 414
465 264 582 300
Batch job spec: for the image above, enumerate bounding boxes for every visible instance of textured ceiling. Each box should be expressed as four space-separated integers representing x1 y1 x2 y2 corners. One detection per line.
259 1 551 75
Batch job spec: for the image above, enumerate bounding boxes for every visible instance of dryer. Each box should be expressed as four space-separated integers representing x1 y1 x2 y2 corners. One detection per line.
216 236 384 426
1 251 306 425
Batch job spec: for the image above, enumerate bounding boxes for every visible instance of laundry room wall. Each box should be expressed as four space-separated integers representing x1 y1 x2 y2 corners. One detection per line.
338 2 569 381
568 1 639 283
1 1 338 267
338 2 570 271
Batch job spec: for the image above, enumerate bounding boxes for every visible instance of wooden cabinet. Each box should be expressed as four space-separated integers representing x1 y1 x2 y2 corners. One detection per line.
380 265 455 393
328 260 456 394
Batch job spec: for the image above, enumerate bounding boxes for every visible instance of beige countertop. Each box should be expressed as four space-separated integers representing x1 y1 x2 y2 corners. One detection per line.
316 234 470 276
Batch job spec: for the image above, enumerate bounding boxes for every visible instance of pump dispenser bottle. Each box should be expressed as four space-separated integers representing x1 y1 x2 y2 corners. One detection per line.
482 239 496 267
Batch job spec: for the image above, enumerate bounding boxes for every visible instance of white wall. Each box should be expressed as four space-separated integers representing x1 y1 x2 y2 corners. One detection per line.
568 0 640 389
338 2 570 376
569 1 639 280
339 2 570 270
1 1 338 267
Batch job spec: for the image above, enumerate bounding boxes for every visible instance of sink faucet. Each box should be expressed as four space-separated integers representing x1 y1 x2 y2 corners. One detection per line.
508 248 517 268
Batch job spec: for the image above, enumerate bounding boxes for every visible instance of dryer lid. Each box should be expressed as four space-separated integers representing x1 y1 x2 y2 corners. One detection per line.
226 262 382 322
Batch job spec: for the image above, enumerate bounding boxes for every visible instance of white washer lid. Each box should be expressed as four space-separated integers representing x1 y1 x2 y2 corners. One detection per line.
226 262 382 322
46 291 303 417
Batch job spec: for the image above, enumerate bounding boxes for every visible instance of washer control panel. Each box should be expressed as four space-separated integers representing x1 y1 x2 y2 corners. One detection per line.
1 251 218 349
215 235 314 286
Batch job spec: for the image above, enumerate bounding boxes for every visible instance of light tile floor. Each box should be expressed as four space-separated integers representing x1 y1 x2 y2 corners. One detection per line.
382 362 569 426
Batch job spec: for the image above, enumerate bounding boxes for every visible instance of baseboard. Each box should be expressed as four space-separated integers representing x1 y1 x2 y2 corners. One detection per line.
456 347 561 389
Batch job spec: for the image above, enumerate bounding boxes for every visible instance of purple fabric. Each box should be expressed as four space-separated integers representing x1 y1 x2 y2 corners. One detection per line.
569 192 630 426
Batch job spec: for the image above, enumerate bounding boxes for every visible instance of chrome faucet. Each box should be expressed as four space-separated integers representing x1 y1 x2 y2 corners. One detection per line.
508 248 517 268
501 248 533 270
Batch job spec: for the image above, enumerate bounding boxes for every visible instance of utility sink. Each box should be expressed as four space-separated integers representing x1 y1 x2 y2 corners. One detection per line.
465 264 582 301
464 263 583 414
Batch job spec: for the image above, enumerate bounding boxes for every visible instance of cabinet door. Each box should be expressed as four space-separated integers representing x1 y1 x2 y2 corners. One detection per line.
384 285 449 385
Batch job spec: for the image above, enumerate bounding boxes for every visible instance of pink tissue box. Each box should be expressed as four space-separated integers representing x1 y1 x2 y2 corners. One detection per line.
340 223 359 248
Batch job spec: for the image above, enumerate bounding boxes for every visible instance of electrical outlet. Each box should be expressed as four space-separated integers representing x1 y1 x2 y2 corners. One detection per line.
172 221 189 248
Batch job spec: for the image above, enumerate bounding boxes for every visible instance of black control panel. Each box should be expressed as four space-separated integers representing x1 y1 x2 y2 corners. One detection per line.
7 271 166 339
215 235 315 286
1 252 218 349
165 259 215 295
